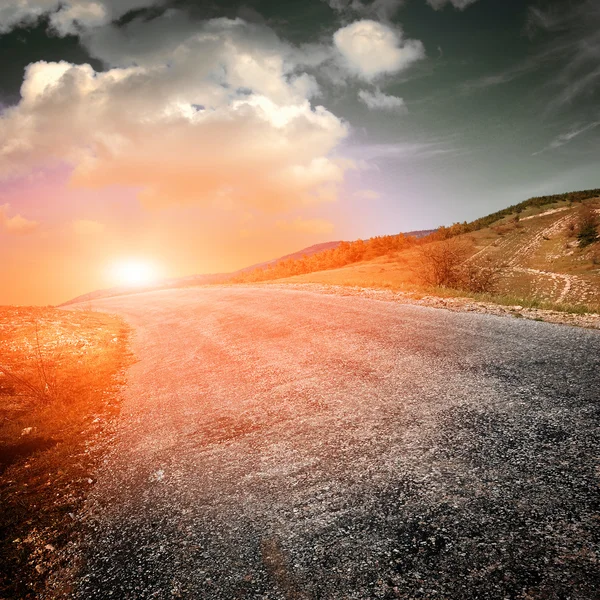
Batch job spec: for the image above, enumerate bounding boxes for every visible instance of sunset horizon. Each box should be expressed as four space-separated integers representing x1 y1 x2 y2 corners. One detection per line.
1 2 599 599
2 0 599 305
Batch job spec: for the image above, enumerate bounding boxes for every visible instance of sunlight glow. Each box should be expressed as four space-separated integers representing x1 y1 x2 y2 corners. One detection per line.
109 259 160 288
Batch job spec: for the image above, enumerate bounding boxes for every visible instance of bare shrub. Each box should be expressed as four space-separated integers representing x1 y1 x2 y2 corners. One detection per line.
492 224 513 236
417 239 504 293
0 325 59 404
416 239 471 287
458 258 505 294
576 204 599 247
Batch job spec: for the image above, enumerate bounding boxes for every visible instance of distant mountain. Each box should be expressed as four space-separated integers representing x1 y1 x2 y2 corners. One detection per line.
240 241 343 271
61 232 435 306
403 229 437 239
60 242 340 306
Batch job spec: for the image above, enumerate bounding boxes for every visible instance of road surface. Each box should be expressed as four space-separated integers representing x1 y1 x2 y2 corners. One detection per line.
70 286 599 599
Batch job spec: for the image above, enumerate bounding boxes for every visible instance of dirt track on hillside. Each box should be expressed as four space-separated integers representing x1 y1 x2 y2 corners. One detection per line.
62 286 600 599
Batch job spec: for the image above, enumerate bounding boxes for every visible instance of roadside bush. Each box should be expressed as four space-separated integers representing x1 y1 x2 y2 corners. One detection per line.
416 239 471 287
417 239 504 293
491 224 513 236
576 204 599 247
458 258 504 294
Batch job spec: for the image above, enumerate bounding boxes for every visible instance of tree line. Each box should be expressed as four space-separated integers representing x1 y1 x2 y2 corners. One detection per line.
231 233 418 283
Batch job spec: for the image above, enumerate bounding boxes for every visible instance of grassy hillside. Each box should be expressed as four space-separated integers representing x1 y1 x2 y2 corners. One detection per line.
231 191 600 312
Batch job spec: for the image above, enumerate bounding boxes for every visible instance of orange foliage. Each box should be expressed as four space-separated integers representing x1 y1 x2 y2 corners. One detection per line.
230 233 419 283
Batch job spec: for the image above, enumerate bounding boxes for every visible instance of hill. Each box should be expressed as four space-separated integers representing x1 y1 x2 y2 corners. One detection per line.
232 190 600 311
63 189 600 311
62 231 436 306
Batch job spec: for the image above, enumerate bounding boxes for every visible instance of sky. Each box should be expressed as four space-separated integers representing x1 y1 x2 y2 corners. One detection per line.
0 0 598 305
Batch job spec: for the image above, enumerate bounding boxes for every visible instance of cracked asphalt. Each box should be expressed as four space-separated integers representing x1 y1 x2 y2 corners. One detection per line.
71 286 600 599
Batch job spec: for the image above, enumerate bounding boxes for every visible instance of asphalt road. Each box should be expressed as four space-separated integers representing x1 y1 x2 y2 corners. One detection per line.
72 286 599 599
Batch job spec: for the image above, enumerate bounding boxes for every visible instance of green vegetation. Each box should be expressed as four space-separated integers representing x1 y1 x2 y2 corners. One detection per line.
231 188 600 286
576 204 600 247
228 188 600 313
433 188 600 240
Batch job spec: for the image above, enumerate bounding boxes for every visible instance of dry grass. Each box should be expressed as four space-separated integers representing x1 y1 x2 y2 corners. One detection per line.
0 306 133 599
268 200 600 313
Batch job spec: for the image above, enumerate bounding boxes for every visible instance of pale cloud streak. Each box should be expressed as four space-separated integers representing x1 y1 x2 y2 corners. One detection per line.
358 88 407 111
463 1 600 113
533 121 600 155
348 141 458 162
0 203 39 235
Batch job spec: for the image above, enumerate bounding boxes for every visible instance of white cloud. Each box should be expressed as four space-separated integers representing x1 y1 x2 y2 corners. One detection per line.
0 0 167 34
0 18 351 214
333 20 424 81
50 2 107 35
0 0 58 32
426 0 479 10
0 204 39 235
358 88 407 111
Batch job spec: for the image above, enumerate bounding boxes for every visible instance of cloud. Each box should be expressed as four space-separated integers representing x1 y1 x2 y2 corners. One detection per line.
464 1 600 112
0 204 39 235
325 0 405 21
49 2 108 35
528 1 600 111
533 121 600 155
354 189 380 200
426 0 479 10
0 0 167 35
333 20 425 81
276 217 334 235
460 63 536 92
72 219 105 235
345 141 458 162
358 88 407 111
0 18 351 214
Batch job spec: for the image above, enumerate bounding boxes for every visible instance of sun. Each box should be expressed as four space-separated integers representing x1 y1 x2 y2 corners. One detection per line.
109 258 161 288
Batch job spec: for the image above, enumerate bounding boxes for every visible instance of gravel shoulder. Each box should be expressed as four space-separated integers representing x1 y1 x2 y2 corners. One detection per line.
67 286 599 599
263 282 600 330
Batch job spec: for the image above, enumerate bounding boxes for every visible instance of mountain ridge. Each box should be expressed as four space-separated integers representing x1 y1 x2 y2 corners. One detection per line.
61 231 434 306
